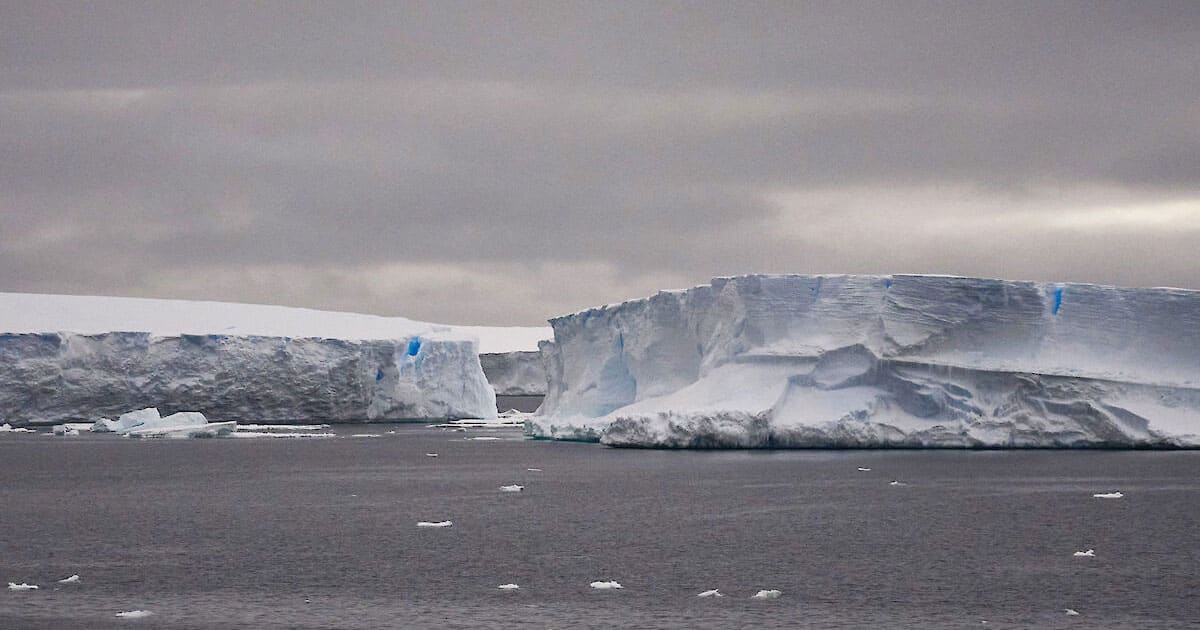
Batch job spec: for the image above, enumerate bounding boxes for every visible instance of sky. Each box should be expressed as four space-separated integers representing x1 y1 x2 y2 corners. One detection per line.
1 2 1197 326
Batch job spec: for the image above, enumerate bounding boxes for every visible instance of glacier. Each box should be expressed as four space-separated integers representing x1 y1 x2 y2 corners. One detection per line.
0 293 549 426
527 275 1200 448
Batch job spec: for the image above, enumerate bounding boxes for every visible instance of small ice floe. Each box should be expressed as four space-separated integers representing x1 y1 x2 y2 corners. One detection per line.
0 423 36 433
237 424 330 431
115 610 153 619
57 574 81 584
425 453 439 457
889 480 908 486
7 582 38 590
416 520 453 528
52 424 80 436
1064 608 1081 616
526 468 542 472
696 589 723 598
751 589 782 600
350 434 381 438
589 581 623 590
857 467 872 472
497 583 520 590
1093 491 1123 499
1073 549 1095 557
499 485 525 492
468 436 502 441
231 432 334 439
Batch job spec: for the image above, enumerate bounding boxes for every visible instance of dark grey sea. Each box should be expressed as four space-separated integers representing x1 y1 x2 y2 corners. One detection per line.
2 426 1197 629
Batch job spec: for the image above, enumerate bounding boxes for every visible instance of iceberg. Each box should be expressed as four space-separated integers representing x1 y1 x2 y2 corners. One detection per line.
480 351 548 396
527 275 1200 448
0 292 551 427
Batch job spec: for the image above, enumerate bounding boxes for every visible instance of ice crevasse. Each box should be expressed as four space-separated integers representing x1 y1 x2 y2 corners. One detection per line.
526 275 1200 448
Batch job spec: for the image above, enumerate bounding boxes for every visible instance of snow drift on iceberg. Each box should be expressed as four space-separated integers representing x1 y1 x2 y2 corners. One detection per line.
527 275 1200 448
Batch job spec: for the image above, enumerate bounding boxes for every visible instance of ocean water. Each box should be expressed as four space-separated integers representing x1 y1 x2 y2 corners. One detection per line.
1 426 1197 629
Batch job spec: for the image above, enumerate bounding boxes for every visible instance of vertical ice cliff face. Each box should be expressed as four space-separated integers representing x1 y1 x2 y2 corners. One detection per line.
0 331 496 425
529 275 1200 448
479 351 548 396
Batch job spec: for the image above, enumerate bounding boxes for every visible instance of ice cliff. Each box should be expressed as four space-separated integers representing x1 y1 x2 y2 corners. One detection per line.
0 293 549 425
480 351 548 396
527 275 1200 448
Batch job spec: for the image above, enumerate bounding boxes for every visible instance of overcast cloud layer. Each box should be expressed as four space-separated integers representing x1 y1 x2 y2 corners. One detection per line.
2 2 1198 325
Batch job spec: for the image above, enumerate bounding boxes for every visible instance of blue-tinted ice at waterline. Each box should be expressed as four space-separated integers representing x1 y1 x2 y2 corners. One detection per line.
2 425 1198 629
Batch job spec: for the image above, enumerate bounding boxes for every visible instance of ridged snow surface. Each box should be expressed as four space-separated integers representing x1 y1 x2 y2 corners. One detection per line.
0 293 521 424
528 275 1200 448
480 351 548 396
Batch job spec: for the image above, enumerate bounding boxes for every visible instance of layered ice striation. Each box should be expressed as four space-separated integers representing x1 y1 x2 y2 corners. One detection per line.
528 275 1200 448
480 351 549 396
0 293 518 425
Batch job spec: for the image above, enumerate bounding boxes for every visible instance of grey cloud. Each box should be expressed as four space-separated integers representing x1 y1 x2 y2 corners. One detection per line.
1 2 1198 325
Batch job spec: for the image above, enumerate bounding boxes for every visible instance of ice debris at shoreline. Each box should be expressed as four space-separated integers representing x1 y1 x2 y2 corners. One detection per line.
417 521 453 528
590 581 623 590
1093 491 1124 499
751 589 782 600
91 408 236 438
7 582 38 590
0 423 36 433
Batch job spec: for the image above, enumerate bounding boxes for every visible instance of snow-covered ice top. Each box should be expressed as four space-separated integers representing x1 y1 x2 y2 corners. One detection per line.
0 292 549 354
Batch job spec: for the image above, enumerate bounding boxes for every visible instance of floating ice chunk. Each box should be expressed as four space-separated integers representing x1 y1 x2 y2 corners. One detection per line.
889 480 908 486
1093 491 1123 499
115 610 153 619
125 420 236 439
497 583 520 590
468 436 502 441
499 485 524 492
231 431 334 439
236 424 330 431
526 468 542 472
751 589 782 599
52 424 79 436
114 407 162 433
857 467 872 471
696 589 723 598
590 581 623 590
416 521 453 528
425 453 439 457
7 582 38 590
350 434 381 438
0 423 35 433
1073 549 1095 557
1065 609 1080 616
57 574 81 584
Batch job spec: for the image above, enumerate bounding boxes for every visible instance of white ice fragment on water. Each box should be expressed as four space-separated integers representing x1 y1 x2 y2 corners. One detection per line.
236 424 331 431
1093 491 1123 499
115 610 153 619
696 589 723 598
526 468 542 472
1073 549 1095 557
52 424 79 436
499 485 524 492
349 434 381 438
468 436 502 441
1065 609 1081 616
589 581 623 590
416 521 453 528
857 467 872 471
751 589 782 599
425 453 439 457
7 582 38 590
231 431 334 439
57 574 81 583
889 480 907 486
497 583 520 590
0 423 35 433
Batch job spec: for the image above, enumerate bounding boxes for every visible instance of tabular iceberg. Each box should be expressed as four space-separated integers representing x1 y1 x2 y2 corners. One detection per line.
0 293 539 425
527 275 1200 448
480 351 548 396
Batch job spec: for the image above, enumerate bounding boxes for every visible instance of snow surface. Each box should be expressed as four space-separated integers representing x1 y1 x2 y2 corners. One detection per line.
527 275 1200 448
0 292 548 354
